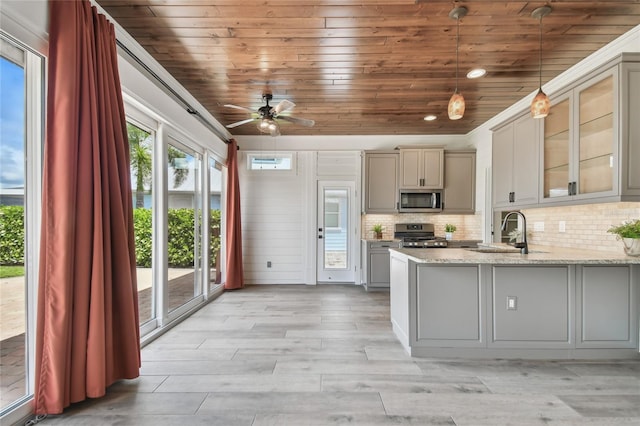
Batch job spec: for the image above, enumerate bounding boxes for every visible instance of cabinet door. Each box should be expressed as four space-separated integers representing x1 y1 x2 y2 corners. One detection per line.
399 149 422 188
364 153 399 213
542 95 572 200
576 72 616 197
492 124 514 208
443 151 475 213
512 114 539 206
422 149 444 188
368 251 391 287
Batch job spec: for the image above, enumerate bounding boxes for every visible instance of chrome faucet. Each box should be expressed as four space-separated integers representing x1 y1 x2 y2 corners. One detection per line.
501 211 528 254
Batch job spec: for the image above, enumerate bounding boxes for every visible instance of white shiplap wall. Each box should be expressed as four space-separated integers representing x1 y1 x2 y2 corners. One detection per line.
239 151 311 284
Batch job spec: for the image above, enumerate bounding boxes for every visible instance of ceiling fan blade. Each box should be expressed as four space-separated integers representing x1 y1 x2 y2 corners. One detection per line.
273 99 295 115
277 115 315 127
226 118 256 128
224 104 255 114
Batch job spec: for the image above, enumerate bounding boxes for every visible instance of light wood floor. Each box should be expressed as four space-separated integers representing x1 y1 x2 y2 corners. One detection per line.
42 284 640 425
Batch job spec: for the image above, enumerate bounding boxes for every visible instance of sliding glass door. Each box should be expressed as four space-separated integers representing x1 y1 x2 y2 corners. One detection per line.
0 36 44 416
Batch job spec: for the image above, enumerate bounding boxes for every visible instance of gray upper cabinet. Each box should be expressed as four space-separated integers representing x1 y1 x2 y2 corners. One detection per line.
492 114 540 208
363 151 399 213
541 55 640 205
399 148 444 189
443 150 476 214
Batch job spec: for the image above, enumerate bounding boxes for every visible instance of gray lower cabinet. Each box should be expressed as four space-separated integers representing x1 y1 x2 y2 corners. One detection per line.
361 240 399 289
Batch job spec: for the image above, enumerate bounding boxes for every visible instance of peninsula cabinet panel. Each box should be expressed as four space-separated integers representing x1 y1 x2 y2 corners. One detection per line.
415 265 482 345
399 148 444 189
363 151 399 213
443 150 476 214
576 265 638 349
491 266 572 348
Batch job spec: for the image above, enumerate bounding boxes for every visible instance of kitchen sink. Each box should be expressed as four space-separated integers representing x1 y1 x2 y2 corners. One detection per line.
465 247 547 254
466 247 521 253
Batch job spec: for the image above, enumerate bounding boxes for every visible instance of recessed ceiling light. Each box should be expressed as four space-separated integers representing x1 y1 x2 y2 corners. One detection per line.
467 68 487 79
423 114 437 121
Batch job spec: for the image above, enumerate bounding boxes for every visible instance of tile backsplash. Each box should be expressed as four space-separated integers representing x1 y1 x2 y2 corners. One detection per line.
363 202 640 253
362 213 483 241
521 202 640 253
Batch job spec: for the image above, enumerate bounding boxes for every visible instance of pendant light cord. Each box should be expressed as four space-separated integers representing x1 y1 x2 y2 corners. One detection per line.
538 15 543 89
455 16 460 92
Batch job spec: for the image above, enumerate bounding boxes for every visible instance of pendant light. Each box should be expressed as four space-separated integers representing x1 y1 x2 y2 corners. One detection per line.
531 6 552 119
448 6 467 120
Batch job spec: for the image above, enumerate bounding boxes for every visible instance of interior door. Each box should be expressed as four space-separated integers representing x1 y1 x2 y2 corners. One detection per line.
317 181 356 283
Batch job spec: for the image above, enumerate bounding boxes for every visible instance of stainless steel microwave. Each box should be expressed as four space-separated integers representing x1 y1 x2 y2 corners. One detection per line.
399 190 442 212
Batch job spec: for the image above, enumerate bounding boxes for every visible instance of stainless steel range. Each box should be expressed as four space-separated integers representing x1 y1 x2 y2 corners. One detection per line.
394 223 448 248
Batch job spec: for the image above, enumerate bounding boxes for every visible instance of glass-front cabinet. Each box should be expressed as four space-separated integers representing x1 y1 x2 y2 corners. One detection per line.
541 67 617 202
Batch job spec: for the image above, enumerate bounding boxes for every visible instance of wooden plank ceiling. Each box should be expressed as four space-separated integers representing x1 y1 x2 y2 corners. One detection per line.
96 0 640 136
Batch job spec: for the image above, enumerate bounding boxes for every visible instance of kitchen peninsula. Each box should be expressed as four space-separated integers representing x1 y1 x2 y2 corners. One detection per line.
389 245 640 359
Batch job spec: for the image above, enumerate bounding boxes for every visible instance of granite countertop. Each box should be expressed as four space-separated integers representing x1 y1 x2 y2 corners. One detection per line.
389 243 640 265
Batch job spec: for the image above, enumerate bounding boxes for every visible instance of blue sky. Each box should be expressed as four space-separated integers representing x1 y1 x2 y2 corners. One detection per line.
0 56 25 190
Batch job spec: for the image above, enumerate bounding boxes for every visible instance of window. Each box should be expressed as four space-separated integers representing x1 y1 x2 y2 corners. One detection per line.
127 121 155 326
247 152 294 171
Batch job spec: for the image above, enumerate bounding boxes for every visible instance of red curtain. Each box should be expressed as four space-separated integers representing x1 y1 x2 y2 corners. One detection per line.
35 0 140 414
225 139 244 289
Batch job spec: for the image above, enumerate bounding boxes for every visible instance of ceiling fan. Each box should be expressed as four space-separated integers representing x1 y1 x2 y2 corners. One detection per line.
224 93 315 137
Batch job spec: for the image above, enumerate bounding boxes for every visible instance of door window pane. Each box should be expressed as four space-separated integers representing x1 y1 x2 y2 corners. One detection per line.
128 122 154 325
0 43 27 411
167 142 202 312
323 189 348 269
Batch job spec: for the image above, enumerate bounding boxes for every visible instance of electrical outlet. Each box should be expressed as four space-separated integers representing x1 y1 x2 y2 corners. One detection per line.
507 296 517 310
559 221 566 233
267 261 272 268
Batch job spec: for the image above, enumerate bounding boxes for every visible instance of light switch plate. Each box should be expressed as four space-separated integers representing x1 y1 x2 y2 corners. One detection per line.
507 296 517 310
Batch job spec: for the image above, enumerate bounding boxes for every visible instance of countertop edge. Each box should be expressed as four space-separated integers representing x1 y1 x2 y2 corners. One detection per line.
389 246 640 265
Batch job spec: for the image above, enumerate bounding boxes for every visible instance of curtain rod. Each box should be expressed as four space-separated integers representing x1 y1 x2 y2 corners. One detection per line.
115 39 232 145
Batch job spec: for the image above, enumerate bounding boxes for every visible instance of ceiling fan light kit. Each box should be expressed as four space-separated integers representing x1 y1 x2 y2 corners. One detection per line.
531 5 552 119
448 6 467 121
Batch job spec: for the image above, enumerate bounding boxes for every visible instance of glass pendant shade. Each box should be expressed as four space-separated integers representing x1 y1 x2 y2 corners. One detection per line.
531 88 550 118
448 91 465 120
